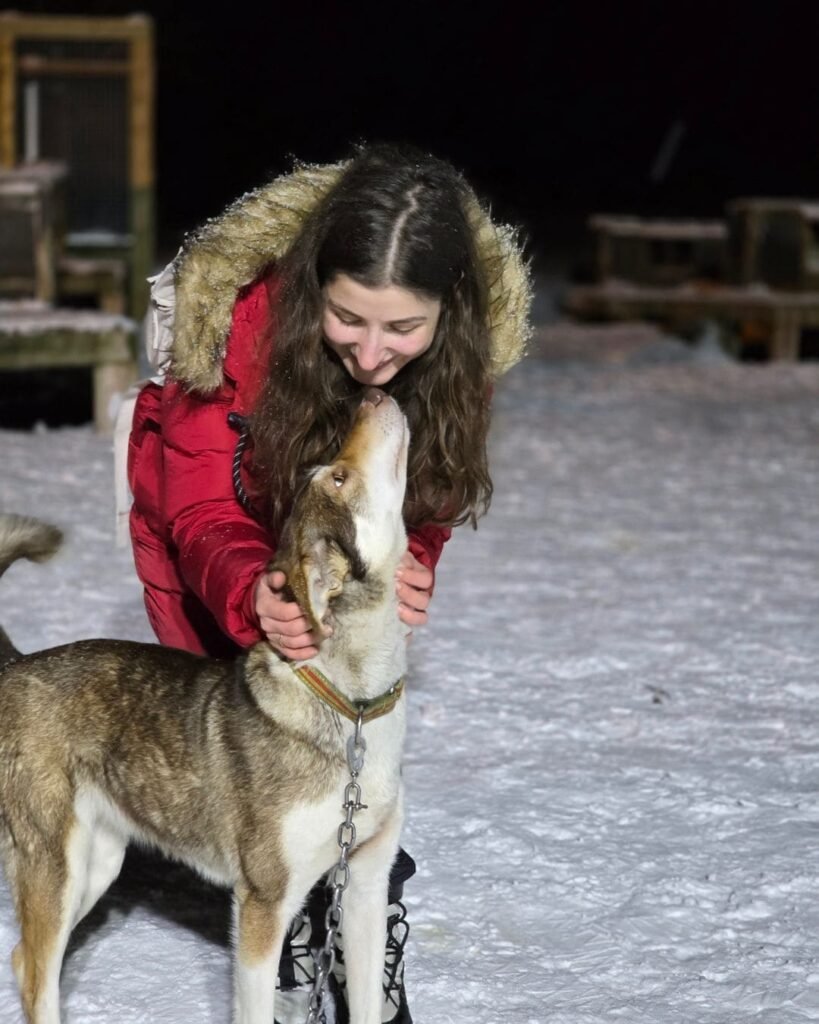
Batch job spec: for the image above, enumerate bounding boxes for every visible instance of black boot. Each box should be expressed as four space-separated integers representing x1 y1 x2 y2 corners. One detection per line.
274 910 315 1024
331 848 415 1024
381 897 412 1023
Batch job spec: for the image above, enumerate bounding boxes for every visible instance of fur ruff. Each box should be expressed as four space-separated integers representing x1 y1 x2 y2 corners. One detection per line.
170 162 532 392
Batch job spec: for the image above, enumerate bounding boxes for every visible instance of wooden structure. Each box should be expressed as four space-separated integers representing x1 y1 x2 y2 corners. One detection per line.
57 255 129 314
0 302 137 432
568 201 819 361
565 280 819 361
0 12 155 318
590 215 727 287
728 199 819 291
0 15 150 431
0 160 66 301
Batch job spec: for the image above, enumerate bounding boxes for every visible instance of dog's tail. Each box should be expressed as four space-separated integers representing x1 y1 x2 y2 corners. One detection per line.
0 514 64 667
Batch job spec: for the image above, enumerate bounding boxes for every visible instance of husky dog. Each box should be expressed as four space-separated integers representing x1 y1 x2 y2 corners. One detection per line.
0 388 410 1024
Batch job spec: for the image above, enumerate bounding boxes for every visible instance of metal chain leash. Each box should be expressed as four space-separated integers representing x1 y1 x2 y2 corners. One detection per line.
306 710 368 1024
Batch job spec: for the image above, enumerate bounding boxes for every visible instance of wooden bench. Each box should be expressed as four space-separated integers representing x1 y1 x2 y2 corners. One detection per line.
57 254 129 314
565 281 819 361
0 301 137 431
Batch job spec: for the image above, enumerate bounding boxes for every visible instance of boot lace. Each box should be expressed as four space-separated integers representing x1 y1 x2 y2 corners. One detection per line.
382 902 410 1022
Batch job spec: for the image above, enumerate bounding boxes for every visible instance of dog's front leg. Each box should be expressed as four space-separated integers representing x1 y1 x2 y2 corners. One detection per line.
343 804 403 1024
232 883 293 1024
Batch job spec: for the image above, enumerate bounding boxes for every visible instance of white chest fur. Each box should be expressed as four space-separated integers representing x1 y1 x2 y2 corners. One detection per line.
279 703 406 896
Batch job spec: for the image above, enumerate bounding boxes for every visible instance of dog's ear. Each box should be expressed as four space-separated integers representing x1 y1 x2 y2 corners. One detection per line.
273 528 353 639
270 471 365 640
299 538 351 637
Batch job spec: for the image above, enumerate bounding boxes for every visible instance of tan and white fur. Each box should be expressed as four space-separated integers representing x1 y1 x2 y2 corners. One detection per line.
0 387 410 1024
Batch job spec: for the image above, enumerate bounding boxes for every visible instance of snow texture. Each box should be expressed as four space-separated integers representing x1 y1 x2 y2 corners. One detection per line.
1 332 819 1023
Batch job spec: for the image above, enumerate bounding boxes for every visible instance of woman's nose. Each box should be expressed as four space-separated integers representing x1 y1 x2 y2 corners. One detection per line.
355 330 384 370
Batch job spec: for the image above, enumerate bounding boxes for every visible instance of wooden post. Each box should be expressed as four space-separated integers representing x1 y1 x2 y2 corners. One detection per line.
129 17 155 320
0 17 16 167
32 191 57 302
770 309 801 361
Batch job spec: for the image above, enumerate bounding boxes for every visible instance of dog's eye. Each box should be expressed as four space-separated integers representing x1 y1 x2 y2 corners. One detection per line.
332 472 346 488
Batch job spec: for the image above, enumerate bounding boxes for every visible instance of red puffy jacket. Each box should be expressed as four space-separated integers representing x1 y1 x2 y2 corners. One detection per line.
128 271 451 657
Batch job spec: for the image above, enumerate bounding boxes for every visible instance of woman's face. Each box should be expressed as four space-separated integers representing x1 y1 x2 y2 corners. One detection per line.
322 274 442 386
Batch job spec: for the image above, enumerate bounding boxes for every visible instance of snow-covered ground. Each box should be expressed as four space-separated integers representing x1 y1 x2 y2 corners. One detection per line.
1 329 819 1023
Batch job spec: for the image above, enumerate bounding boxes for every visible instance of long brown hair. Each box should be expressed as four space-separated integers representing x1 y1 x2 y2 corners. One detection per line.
251 144 494 535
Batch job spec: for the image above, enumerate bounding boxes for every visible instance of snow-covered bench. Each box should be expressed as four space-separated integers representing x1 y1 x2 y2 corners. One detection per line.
0 301 137 431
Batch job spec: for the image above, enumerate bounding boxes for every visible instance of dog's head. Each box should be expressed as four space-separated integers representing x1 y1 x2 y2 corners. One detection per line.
271 388 409 639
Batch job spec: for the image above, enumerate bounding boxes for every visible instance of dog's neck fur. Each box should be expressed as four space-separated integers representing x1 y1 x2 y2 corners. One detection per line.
306 580 408 704
247 548 408 740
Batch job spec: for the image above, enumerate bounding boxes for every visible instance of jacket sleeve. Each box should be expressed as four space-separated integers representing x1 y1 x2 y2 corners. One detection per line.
160 381 273 647
407 522 452 590
160 281 276 648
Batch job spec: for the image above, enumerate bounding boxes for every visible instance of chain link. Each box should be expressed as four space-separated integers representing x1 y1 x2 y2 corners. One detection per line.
305 711 368 1024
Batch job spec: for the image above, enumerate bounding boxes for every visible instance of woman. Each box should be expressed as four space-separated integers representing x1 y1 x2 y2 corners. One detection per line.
127 143 531 1023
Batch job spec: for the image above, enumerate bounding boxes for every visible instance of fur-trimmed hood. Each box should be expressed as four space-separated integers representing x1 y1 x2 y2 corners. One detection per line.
168 162 532 392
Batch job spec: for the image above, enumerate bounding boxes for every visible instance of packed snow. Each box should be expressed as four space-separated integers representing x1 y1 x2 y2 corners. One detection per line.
1 325 819 1023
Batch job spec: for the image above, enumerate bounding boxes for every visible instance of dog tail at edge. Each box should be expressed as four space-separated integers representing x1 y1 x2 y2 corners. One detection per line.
0 514 64 667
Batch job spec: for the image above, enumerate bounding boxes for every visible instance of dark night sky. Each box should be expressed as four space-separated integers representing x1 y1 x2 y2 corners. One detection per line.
17 0 819 262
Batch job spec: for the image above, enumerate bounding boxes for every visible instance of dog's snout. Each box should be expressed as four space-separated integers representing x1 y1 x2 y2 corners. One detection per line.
362 388 385 407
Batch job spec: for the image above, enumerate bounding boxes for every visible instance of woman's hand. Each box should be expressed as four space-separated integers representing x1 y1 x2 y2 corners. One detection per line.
254 569 319 660
396 550 433 631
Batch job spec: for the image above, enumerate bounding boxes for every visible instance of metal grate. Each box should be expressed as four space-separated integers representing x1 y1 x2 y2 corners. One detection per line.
17 76 129 234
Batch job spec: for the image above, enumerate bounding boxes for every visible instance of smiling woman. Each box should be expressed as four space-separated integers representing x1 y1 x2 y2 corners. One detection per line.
125 141 531 1024
250 147 530 548
321 277 441 385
